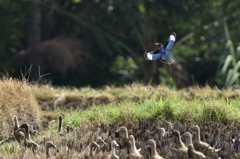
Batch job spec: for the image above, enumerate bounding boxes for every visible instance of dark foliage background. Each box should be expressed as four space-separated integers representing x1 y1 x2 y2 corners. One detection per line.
1 0 240 88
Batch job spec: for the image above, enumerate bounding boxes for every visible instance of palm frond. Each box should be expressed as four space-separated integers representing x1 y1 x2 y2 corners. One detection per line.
225 69 233 86
229 72 240 86
171 32 195 50
223 19 236 66
221 55 232 73
222 19 239 86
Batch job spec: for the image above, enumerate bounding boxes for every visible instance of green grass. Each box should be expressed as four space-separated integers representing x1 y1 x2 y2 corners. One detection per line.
0 141 19 158
3 82 240 158
48 94 240 128
20 84 240 158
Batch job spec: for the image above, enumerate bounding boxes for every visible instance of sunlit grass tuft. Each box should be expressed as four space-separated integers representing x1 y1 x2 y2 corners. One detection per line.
0 141 19 158
52 94 240 127
0 77 41 138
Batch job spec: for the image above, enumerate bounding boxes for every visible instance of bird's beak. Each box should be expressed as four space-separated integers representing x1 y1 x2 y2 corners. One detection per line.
96 143 100 148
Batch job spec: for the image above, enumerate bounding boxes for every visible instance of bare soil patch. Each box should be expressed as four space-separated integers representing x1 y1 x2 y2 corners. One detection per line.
35 119 240 158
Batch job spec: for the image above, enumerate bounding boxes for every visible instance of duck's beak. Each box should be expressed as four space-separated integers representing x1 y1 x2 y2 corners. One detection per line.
116 141 122 150
96 143 100 148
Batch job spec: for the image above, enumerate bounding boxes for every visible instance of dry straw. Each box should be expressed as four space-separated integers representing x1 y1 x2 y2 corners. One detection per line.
0 77 41 138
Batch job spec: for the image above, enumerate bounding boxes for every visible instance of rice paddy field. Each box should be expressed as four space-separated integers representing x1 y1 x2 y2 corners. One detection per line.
1 78 240 158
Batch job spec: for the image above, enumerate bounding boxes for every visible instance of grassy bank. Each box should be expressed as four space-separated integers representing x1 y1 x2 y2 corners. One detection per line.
34 83 240 130
47 93 240 131
1 79 240 158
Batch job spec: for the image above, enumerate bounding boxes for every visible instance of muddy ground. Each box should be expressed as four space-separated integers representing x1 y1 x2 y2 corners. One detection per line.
35 97 240 159
31 119 239 159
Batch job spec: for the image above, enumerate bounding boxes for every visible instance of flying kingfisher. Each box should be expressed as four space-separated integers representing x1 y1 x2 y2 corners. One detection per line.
144 32 176 62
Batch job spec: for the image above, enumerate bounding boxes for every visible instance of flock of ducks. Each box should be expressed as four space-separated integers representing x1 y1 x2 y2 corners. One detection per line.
8 115 230 159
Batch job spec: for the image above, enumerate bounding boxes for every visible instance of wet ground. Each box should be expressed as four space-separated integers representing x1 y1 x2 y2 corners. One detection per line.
36 119 240 159
35 97 240 158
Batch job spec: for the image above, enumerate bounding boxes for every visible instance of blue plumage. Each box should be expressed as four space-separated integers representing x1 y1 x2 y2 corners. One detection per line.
165 33 176 50
144 32 176 62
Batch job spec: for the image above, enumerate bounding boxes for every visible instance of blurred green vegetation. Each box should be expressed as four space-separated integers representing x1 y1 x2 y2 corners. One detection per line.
45 95 240 126
1 0 240 88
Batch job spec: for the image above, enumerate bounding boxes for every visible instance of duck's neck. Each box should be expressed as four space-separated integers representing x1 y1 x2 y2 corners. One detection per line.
123 130 128 139
22 129 28 145
188 145 194 157
131 138 138 153
14 119 19 131
46 147 50 159
195 128 201 141
111 146 117 157
58 118 62 133
89 144 94 156
176 134 185 148
188 135 193 146
96 146 100 153
150 144 158 156
23 125 30 139
160 129 165 138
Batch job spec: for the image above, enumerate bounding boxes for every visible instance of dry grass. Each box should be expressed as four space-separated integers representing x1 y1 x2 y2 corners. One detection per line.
1 79 240 158
0 77 41 138
1 119 239 158
31 83 240 106
31 83 172 100
30 83 240 117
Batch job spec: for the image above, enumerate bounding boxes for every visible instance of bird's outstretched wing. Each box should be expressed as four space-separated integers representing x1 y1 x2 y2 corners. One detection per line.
164 32 176 51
